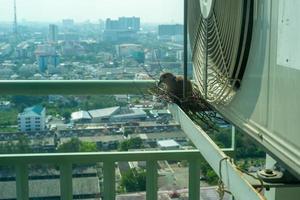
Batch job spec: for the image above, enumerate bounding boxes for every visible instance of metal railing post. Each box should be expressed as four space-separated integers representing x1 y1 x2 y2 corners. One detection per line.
231 125 236 150
16 164 29 200
189 159 200 200
103 161 115 200
146 160 158 200
183 0 188 98
60 163 73 200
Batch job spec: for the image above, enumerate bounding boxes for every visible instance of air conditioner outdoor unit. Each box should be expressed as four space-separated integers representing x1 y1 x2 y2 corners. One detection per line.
188 0 300 179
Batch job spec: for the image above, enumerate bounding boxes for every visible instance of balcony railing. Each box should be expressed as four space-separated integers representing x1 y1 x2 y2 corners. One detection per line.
0 150 201 200
0 80 265 200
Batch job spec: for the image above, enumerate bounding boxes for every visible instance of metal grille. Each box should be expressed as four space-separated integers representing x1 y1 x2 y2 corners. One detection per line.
188 0 253 104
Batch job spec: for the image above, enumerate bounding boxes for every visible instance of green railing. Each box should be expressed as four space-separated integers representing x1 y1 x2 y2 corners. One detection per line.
0 150 201 200
0 80 265 200
0 80 155 95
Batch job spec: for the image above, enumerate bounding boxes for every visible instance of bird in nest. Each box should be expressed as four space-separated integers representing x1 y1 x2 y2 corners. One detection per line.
152 72 223 131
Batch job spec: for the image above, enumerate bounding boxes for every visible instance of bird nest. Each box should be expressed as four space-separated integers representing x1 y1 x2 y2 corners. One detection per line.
149 83 222 131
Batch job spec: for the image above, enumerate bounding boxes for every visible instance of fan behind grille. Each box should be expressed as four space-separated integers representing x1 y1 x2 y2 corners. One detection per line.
189 0 253 104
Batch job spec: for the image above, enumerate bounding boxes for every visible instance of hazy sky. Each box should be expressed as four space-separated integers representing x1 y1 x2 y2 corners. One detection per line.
0 0 183 23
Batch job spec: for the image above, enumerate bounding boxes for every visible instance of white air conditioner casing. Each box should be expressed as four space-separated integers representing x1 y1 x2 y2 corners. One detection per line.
189 0 300 178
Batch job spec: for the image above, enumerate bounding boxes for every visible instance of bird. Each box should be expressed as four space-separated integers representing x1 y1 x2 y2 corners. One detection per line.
157 72 193 105
157 72 221 131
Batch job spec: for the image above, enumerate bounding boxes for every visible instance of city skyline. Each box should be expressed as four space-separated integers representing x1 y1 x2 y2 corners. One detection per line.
0 0 183 24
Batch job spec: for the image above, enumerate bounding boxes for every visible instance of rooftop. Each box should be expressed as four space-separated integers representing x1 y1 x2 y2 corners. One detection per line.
111 108 147 120
150 110 171 116
0 177 100 199
157 139 180 148
71 111 91 121
136 131 186 141
88 106 120 118
60 135 124 143
19 105 45 117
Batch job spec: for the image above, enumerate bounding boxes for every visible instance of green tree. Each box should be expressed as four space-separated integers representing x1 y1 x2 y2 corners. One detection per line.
206 169 218 185
0 135 32 154
80 141 97 152
58 138 96 152
120 168 146 192
118 138 143 151
62 111 71 121
16 135 32 153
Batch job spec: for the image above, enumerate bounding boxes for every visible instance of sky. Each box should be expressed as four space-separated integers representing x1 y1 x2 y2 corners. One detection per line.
0 0 183 23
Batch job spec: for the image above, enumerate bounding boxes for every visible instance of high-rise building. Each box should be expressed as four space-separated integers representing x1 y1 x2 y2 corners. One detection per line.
105 18 120 30
104 17 140 42
158 24 184 36
0 43 12 57
118 17 140 31
105 17 140 31
16 42 32 58
48 24 58 42
62 19 75 28
116 44 145 63
18 105 46 132
99 19 105 31
35 44 59 73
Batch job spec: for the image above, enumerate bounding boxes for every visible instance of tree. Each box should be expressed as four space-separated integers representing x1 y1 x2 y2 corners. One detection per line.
120 168 146 192
18 65 38 78
58 138 96 152
118 138 143 151
80 141 97 152
79 96 118 110
16 135 32 153
62 111 71 121
206 169 218 185
0 135 32 154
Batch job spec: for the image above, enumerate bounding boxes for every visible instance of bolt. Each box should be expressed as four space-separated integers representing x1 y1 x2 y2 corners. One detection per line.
265 169 273 175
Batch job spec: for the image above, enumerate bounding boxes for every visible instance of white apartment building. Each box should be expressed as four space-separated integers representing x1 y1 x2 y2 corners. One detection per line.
18 105 46 132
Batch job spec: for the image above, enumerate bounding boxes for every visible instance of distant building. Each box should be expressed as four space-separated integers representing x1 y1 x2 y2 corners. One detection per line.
0 176 100 199
0 43 12 57
16 42 33 58
114 95 129 103
48 24 58 42
35 44 59 72
176 50 184 61
0 101 11 110
62 32 79 42
99 19 105 31
18 105 46 132
116 44 145 63
71 107 147 124
105 18 121 30
103 30 137 42
104 17 140 42
71 107 120 123
106 17 140 31
157 139 180 150
150 110 172 119
60 135 124 150
137 131 187 145
61 41 84 56
89 107 120 123
158 24 183 36
158 24 184 41
110 108 147 122
71 111 92 123
62 19 74 27
118 17 140 31
134 73 151 80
